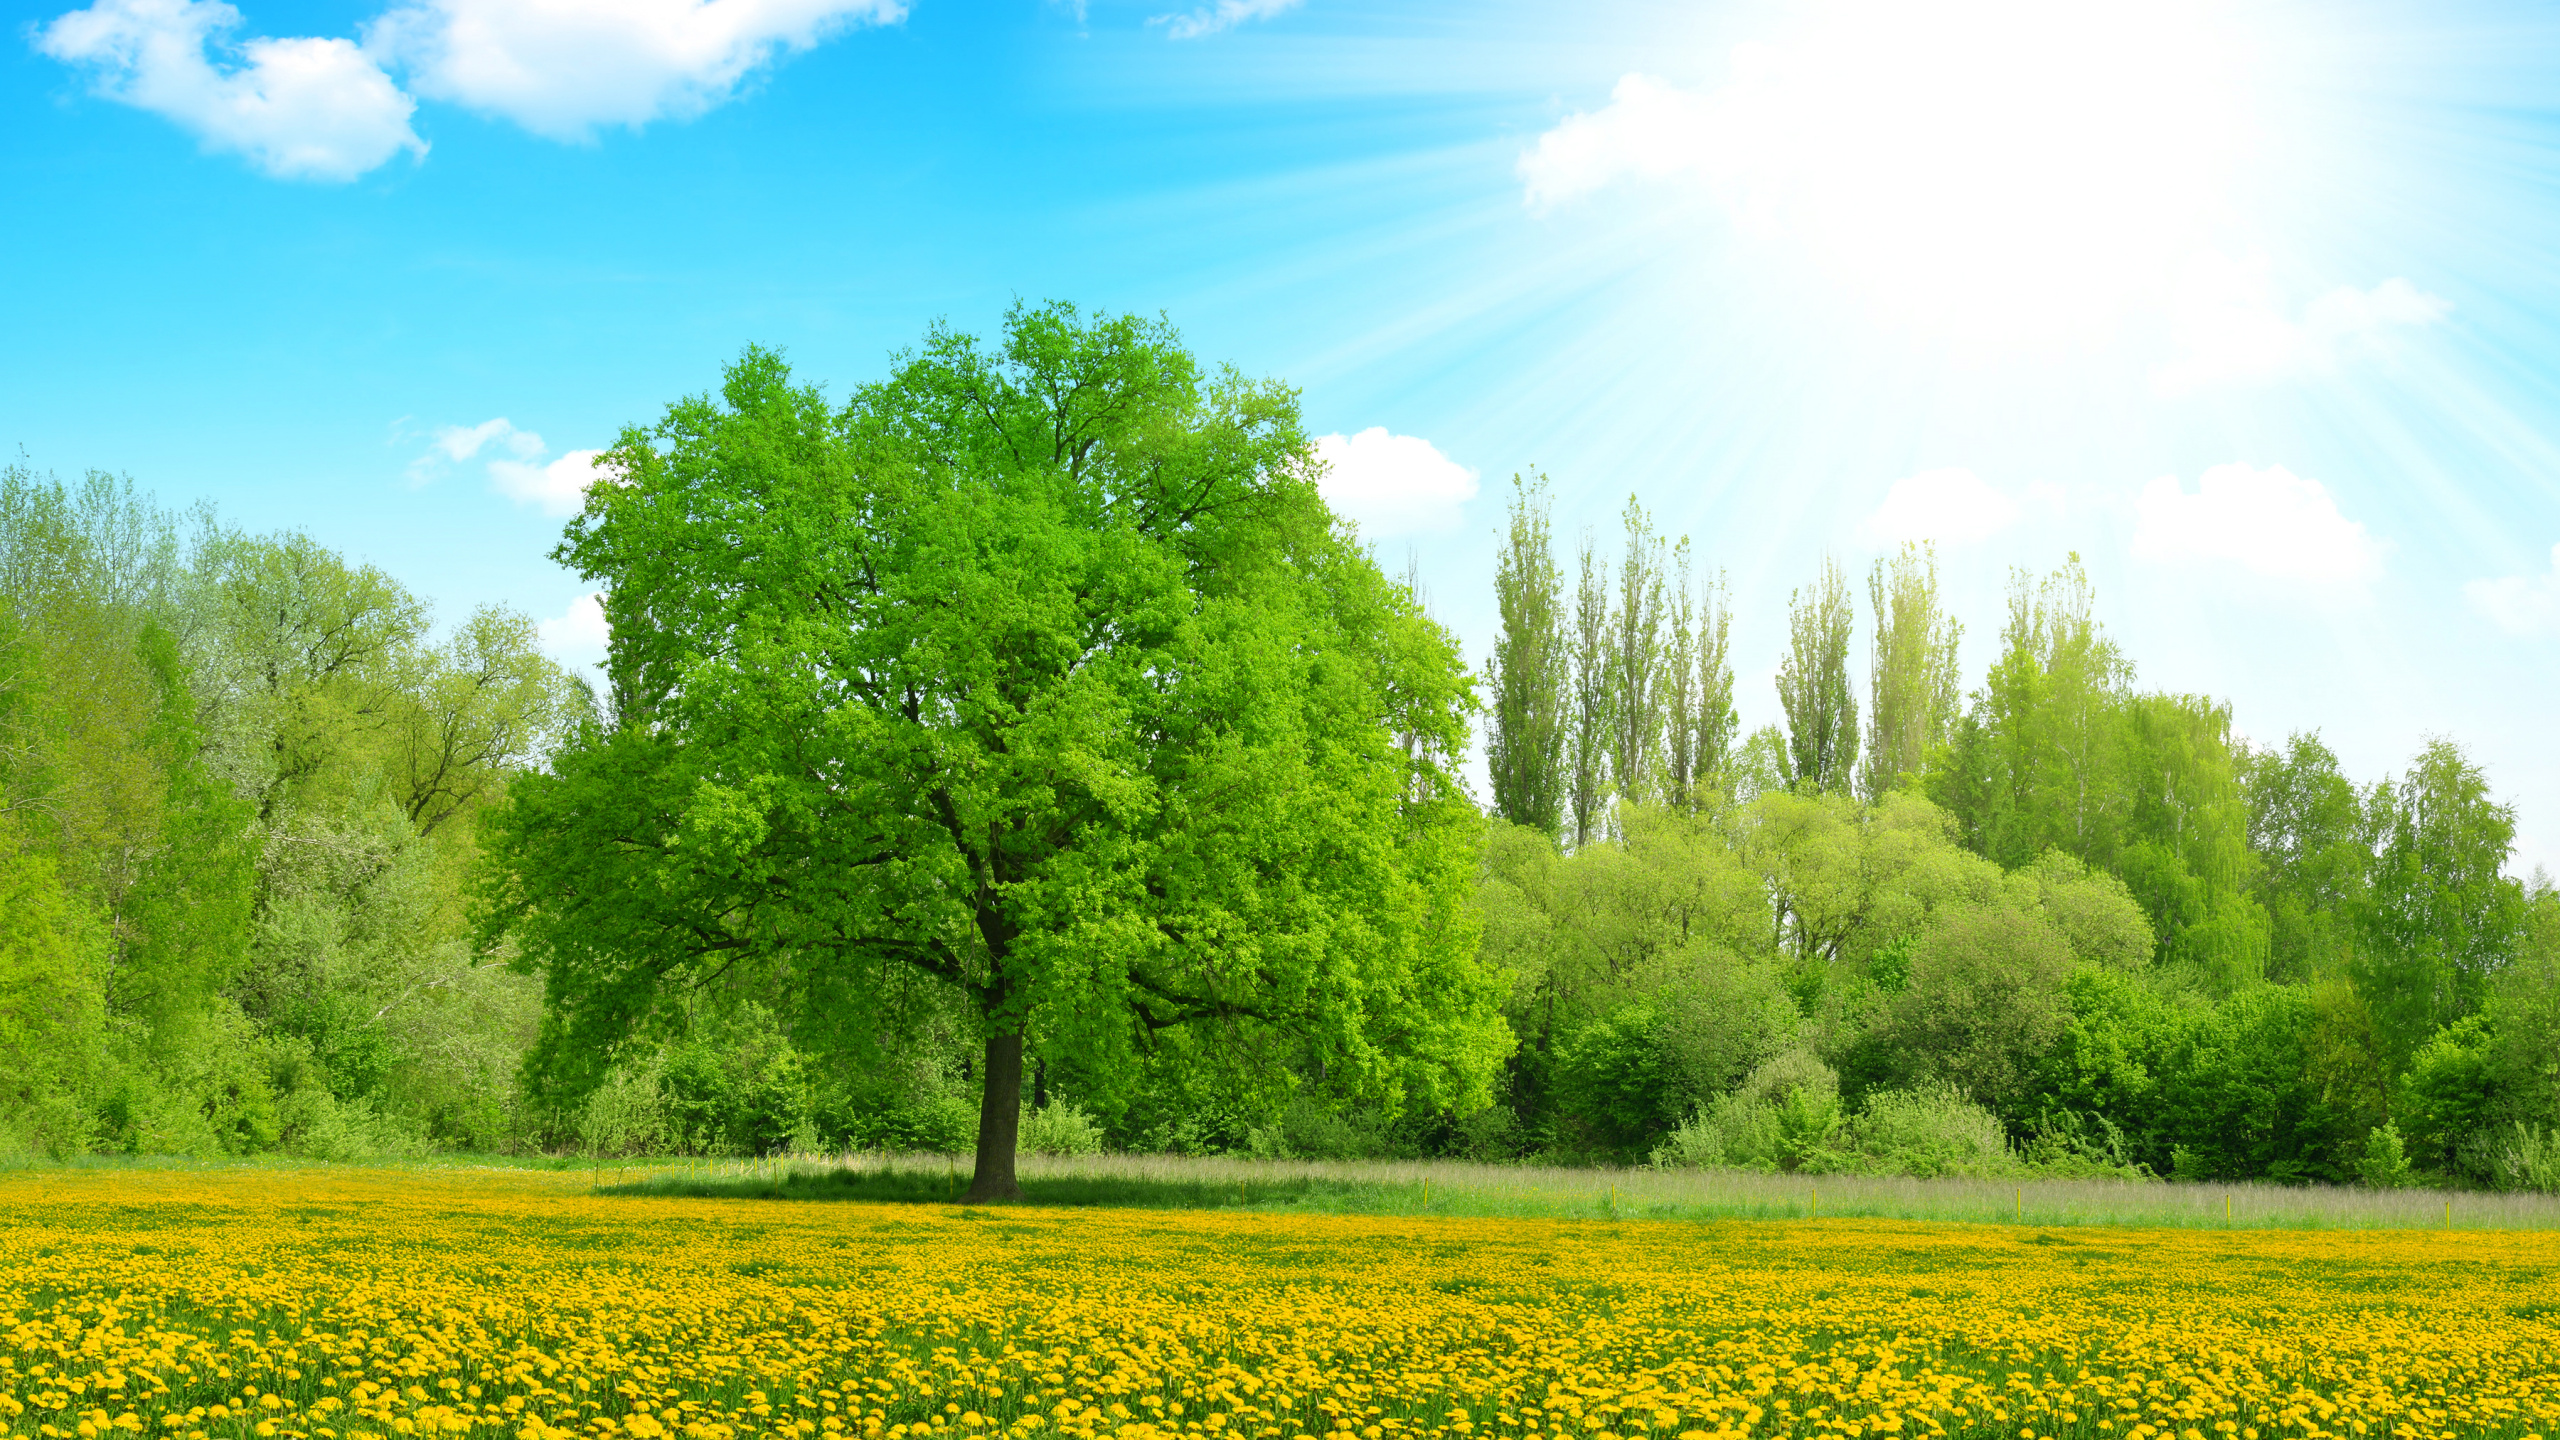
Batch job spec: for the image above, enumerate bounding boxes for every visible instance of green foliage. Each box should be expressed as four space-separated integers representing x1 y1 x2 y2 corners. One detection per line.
2150 986 2358 1183
0 460 574 1162
1860 543 1961 802
1566 533 1614 849
1485 475 1568 841
2239 733 2372 984
2356 740 2526 1069
1020 1099 1108 1157
1926 559 2268 992
2398 1015 2496 1174
2354 1121 2414 1190
0 826 108 1153
2488 1123 2560 1194
1652 1058 2021 1179
1777 558 1857 794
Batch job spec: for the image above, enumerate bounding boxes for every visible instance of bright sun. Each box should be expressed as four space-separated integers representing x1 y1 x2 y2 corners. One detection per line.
1697 0 2257 341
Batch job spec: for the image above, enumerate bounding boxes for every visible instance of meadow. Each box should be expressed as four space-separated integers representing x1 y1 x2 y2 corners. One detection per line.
1 1165 2556 1440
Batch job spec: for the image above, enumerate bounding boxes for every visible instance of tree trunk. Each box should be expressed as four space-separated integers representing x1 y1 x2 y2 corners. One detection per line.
964 1029 1025 1203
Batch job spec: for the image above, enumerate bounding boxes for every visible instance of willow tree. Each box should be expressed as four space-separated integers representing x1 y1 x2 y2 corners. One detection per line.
479 305 1506 1200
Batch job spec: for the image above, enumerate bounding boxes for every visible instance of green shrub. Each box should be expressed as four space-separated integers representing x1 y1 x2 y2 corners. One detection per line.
1245 1095 1389 1160
1020 1098 1107 1157
1650 1051 1836 1171
1850 1083 2013 1177
2489 1122 2560 1193
2352 1122 2414 1190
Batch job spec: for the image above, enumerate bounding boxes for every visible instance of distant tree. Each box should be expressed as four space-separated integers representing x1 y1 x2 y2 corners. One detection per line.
1605 498 1669 808
1927 558 2267 990
1860 542 1960 801
481 308 1510 1201
1692 570 1738 790
1660 542 1698 810
2239 732 2374 984
1777 557 1858 794
1485 474 1568 843
2357 739 2526 1068
1566 533 1614 849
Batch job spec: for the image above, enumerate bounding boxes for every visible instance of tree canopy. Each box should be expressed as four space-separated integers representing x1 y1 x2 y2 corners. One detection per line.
480 304 1509 1199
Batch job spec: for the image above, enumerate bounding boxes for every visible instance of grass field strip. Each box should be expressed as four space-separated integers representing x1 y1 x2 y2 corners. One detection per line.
0 1170 2555 1440
580 1153 2560 1232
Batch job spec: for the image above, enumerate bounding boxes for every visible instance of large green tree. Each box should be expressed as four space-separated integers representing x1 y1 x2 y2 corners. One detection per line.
481 306 1508 1200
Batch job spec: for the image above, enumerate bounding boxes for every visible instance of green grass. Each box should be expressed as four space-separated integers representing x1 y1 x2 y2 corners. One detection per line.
595 1149 2560 1229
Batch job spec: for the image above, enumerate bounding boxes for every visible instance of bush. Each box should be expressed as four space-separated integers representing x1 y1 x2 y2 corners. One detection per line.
2352 1122 2414 1189
1850 1083 2013 1177
576 1060 670 1157
2489 1122 2560 1193
1020 1098 1106 1157
279 1088 425 1162
1245 1095 1389 1160
1650 1051 1836 1171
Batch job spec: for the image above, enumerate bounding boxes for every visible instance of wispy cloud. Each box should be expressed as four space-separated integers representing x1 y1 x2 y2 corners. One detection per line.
1515 73 1709 215
1149 0 1300 41
2466 544 2560 638
2153 253 2449 394
409 416 606 516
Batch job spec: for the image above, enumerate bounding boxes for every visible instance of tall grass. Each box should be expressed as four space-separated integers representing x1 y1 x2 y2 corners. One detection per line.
600 1149 2560 1229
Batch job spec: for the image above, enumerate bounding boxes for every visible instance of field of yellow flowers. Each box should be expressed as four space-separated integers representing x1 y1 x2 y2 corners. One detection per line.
1 1169 2554 1440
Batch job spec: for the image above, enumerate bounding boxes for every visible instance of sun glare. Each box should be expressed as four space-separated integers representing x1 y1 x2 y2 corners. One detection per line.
1702 0 2258 342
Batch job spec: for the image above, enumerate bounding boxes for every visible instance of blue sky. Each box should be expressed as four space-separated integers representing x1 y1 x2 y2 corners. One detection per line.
6 0 2559 869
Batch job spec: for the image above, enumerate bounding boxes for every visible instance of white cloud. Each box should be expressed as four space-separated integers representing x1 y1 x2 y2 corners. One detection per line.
36 0 424 181
538 590 611 672
2154 252 2450 394
365 0 905 140
1864 467 2020 547
409 416 606 514
1148 0 1299 40
2131 463 2385 586
2466 544 2560 638
490 448 608 516
1311 428 1478 538
1516 73 1711 214
430 416 545 463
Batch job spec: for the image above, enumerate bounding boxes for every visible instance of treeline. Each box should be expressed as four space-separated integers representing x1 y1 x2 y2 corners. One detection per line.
0 466 577 1158
1472 481 2560 1187
5 448 2554 1190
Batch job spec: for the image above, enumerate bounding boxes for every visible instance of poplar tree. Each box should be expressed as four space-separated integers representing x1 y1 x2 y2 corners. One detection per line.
1660 540 1698 810
1777 557 1858 794
1566 534 1613 850
1605 498 1668 808
1860 542 1963 800
1692 569 1738 790
1485 475 1568 842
